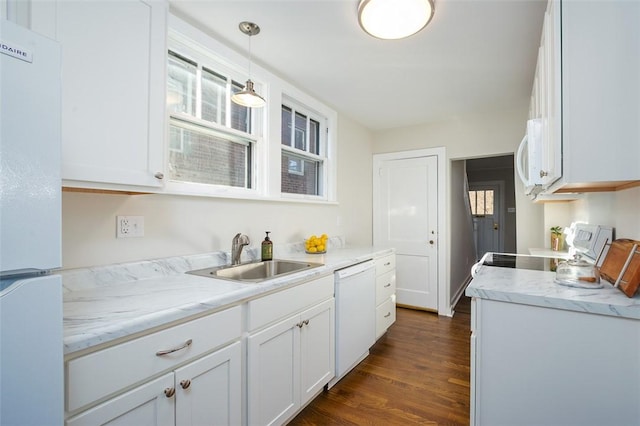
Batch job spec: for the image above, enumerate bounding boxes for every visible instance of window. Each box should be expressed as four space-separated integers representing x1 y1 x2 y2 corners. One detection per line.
469 189 494 216
167 50 258 189
281 103 326 197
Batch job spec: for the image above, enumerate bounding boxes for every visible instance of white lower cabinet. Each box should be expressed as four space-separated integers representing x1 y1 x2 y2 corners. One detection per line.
65 307 242 425
247 275 335 426
470 298 640 426
66 343 240 426
174 342 241 426
66 373 175 426
374 253 396 339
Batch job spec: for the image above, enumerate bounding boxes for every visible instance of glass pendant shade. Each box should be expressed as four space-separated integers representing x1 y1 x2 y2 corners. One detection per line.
231 79 266 108
358 0 435 40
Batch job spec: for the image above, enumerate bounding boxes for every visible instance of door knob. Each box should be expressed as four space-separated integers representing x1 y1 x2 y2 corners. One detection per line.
429 240 434 245
164 387 175 398
493 223 499 230
180 379 191 390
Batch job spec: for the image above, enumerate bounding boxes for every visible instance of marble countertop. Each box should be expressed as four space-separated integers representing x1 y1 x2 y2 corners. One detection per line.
62 241 393 356
466 263 640 320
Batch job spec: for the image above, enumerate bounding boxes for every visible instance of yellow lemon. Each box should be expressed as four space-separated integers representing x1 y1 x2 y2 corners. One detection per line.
308 247 317 253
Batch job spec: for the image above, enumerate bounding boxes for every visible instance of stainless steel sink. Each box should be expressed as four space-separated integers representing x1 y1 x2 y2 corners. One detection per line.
187 259 323 283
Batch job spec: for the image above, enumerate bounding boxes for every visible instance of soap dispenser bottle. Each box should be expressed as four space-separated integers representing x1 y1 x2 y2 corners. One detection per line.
261 231 273 261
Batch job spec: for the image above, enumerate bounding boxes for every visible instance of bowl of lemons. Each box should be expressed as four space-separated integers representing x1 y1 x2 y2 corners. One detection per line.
305 234 328 254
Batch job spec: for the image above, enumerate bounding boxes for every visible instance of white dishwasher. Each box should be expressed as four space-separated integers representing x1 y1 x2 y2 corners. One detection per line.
330 260 376 387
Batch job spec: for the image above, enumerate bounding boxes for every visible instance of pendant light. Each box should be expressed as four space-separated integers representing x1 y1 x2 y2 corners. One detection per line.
358 0 435 40
231 21 266 108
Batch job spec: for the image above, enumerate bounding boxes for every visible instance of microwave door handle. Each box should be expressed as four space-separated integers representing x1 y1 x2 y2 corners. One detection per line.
516 133 529 185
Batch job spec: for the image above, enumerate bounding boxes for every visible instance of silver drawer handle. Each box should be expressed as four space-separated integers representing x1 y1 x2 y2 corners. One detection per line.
384 283 391 288
156 339 193 356
384 262 391 266
384 312 391 318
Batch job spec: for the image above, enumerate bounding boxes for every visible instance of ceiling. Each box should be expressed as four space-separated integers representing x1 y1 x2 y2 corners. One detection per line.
169 0 547 131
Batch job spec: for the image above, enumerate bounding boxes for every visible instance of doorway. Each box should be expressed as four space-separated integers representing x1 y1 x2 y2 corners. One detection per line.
465 155 516 256
469 181 504 258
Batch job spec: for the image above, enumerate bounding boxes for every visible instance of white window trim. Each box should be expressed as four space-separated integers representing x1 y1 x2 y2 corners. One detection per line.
166 14 337 203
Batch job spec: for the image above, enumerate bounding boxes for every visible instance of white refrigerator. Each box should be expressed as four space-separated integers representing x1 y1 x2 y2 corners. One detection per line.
0 19 63 425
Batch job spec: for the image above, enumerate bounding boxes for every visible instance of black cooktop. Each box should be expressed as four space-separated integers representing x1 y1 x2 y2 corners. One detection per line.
482 253 560 272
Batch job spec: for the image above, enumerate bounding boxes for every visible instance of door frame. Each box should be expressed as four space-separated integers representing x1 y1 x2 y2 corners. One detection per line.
469 180 505 256
372 147 448 316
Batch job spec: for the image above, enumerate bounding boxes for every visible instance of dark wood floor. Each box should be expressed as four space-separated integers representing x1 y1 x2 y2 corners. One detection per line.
289 297 472 425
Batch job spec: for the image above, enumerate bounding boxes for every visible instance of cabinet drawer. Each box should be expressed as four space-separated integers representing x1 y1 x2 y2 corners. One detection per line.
375 297 396 339
247 274 333 331
375 270 396 305
375 254 395 276
67 306 241 413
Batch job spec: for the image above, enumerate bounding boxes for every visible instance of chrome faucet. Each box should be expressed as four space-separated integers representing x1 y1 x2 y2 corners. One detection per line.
231 233 250 265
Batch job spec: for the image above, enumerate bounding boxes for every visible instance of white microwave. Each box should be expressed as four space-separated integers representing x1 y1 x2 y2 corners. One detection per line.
516 118 545 197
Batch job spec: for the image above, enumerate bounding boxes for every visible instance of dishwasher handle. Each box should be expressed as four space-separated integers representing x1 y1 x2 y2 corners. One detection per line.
335 260 375 279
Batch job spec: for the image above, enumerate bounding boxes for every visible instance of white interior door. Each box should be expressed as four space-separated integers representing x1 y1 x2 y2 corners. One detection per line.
374 156 438 311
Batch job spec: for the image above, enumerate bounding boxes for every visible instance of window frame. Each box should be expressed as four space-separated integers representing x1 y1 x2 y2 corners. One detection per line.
280 99 329 200
165 29 264 197
166 15 337 203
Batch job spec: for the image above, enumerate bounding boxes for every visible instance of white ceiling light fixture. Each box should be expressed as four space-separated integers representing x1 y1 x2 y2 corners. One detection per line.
231 21 266 108
358 0 435 40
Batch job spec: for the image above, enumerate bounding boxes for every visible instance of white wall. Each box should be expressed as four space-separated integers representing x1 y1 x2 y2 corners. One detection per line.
61 114 373 269
543 186 640 244
450 161 477 303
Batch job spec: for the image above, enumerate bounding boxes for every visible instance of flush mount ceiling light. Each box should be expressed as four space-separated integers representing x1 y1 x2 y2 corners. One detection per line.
231 21 266 108
358 0 435 40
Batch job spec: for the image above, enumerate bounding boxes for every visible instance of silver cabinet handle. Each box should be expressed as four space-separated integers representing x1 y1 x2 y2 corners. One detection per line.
156 339 193 356
180 379 191 390
154 172 164 180
384 283 391 288
164 387 175 398
540 170 548 178
384 262 391 266
384 312 391 318
297 322 304 328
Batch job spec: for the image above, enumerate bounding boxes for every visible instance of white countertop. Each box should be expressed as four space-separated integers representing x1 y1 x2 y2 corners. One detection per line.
466 263 640 320
62 241 392 356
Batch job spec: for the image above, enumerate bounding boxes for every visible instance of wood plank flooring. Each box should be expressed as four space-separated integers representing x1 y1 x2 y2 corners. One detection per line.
289 297 472 425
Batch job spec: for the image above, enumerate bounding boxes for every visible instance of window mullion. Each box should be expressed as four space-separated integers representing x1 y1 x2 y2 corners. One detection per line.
195 65 203 119
291 109 295 146
225 78 232 128
306 116 310 153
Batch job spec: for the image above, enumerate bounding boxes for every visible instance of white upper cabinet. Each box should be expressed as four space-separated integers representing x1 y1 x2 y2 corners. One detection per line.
31 0 167 190
534 0 640 195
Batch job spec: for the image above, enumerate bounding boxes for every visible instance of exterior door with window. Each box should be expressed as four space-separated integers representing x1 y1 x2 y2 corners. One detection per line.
374 155 438 311
469 183 503 258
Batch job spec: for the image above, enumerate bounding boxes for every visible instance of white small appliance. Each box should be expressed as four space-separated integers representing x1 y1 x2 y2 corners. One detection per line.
1 19 63 425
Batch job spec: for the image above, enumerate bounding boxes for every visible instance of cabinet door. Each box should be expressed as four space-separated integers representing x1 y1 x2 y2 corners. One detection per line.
174 341 241 426
541 0 561 188
66 373 174 426
247 315 301 426
299 298 335 405
32 0 166 189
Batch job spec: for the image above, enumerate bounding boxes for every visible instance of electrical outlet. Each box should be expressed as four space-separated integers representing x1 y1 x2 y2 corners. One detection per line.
116 216 144 238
